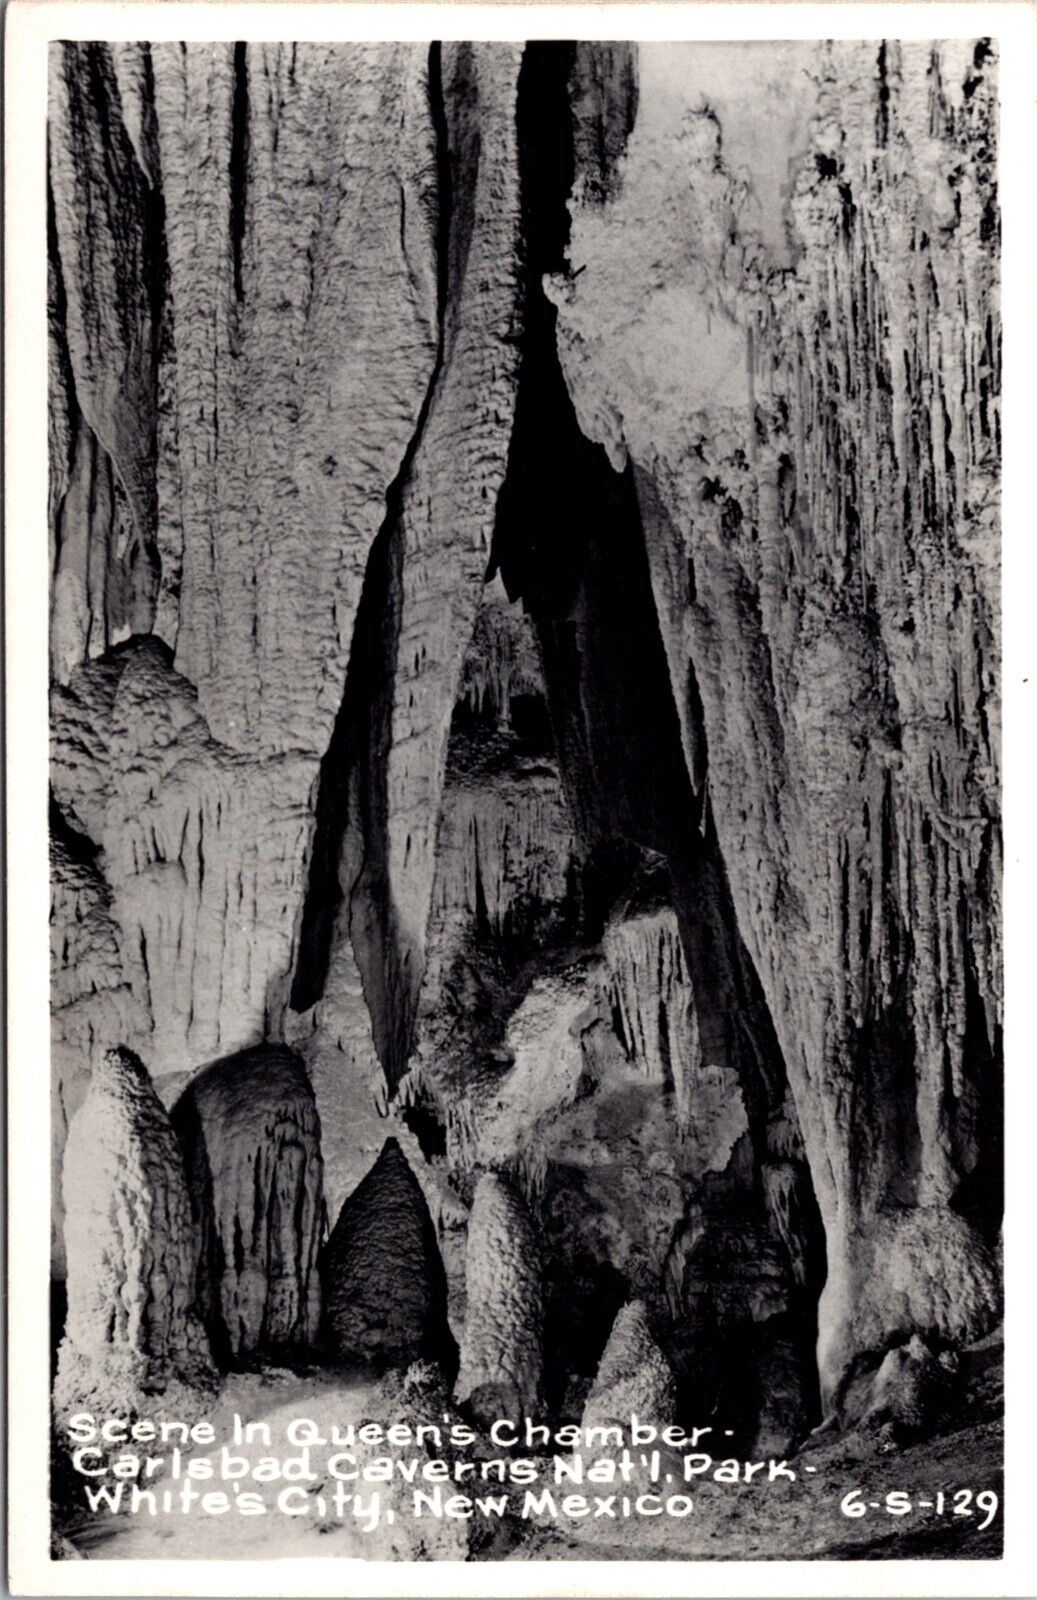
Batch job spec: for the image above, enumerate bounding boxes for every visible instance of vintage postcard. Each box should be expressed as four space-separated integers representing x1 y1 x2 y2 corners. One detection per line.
6 2 1036 1594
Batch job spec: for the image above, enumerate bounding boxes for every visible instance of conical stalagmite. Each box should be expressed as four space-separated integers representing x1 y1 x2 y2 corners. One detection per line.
455 1171 543 1422
55 1046 214 1418
172 1044 324 1362
581 1299 677 1432
321 1138 453 1369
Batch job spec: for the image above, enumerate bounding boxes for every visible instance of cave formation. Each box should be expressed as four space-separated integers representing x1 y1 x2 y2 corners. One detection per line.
49 36 1001 1551
171 1043 324 1364
321 1136 456 1373
55 1047 216 1422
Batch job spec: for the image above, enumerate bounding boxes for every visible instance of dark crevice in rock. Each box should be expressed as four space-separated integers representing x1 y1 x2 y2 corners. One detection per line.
427 42 451 325
47 166 79 562
49 791 101 864
50 1278 69 1379
229 43 250 305
399 1093 449 1161
137 45 168 364
876 41 891 148
339 506 415 1089
491 41 581 616
491 37 827 1428
949 941 1003 1240
288 513 400 1017
507 691 553 753
500 42 789 1144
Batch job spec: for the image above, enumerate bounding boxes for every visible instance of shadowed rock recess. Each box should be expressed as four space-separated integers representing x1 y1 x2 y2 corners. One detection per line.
171 1044 324 1363
50 37 1001 1557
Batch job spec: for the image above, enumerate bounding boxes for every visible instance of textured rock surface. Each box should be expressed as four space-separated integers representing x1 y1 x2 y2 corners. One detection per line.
51 640 315 1075
408 618 797 1416
455 1173 544 1422
48 37 525 1213
286 42 526 1102
48 43 162 679
841 1332 958 1439
172 1044 323 1362
455 574 545 728
50 831 146 1274
55 1047 214 1418
145 41 440 739
603 871 751 1149
551 38 1002 1401
321 1138 453 1369
581 1300 677 1431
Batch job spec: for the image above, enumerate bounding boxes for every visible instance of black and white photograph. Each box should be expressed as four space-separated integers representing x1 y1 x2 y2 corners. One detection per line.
6 4 1034 1592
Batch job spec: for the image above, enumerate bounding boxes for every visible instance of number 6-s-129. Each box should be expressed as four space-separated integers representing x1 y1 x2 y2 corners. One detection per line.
840 1488 999 1530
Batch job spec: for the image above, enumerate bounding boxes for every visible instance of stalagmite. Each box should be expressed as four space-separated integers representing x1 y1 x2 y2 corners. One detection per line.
171 1044 324 1362
454 1172 544 1422
321 1138 453 1370
50 832 145 1276
581 1300 677 1431
55 1046 214 1419
840 1332 958 1439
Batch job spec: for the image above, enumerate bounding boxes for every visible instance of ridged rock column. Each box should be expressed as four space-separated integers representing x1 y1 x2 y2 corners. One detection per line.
454 1172 543 1422
551 38 1003 1402
55 1047 214 1417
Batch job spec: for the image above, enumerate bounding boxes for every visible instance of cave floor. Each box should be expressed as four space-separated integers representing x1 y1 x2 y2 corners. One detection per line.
65 1367 389 1562
517 1330 1004 1561
64 1333 1002 1563
512 1412 1004 1561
